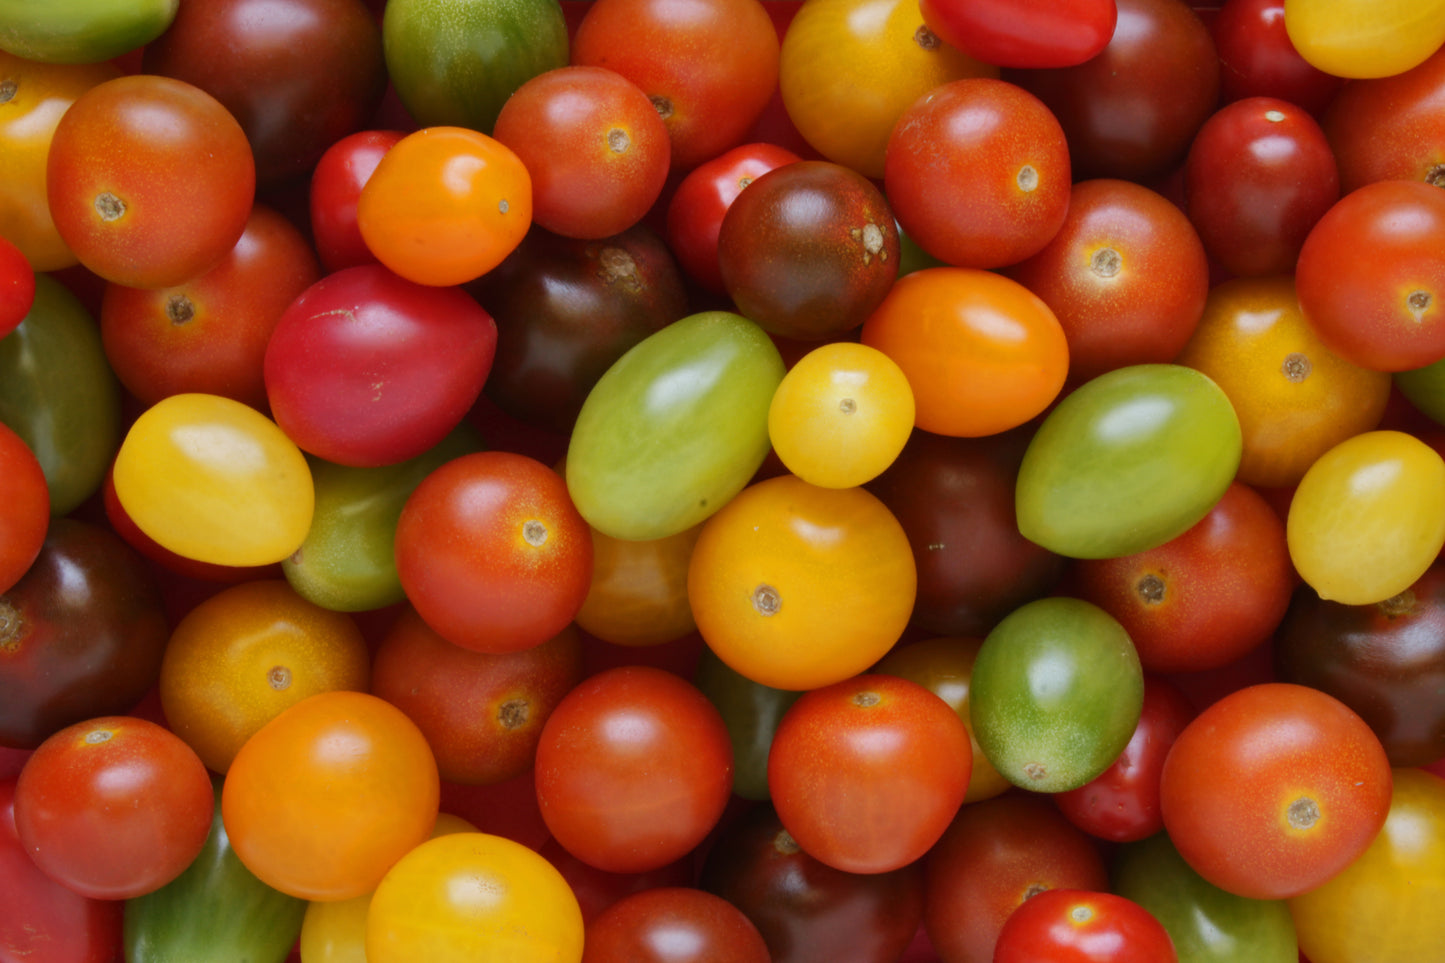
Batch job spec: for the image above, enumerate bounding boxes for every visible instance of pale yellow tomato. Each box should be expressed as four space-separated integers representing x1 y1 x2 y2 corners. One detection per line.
112 393 314 567
1285 0 1445 79
365 832 583 963
768 341 915 489
1287 430 1445 604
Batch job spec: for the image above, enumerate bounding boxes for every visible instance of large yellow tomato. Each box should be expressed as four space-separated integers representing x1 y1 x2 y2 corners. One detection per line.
1291 768 1445 963
688 473 916 691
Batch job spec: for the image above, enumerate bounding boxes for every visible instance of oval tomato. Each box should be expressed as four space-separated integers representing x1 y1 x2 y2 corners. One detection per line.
1284 0 1445 79
918 0 1117 68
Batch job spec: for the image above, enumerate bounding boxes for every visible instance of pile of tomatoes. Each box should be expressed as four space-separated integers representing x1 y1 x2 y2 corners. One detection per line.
5 0 1445 961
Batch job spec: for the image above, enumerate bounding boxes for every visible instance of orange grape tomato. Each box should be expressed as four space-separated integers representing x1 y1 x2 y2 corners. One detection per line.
860 266 1069 437
1176 274 1391 490
157 579 370 774
574 523 702 648
768 340 916 489
221 690 439 901
687 473 916 691
356 126 532 287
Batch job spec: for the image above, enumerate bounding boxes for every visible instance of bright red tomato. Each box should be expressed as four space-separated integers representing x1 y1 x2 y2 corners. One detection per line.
0 232 34 337
13 716 213 901
394 450 592 654
767 673 972 874
309 128 407 273
919 0 1118 69
0 420 47 595
533 666 733 874
993 889 1178 963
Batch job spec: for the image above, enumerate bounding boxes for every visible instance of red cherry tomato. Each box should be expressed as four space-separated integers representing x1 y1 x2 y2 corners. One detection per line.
0 232 35 337
1211 0 1344 116
993 888 1179 963
309 128 406 274
919 0 1118 68
0 420 48 595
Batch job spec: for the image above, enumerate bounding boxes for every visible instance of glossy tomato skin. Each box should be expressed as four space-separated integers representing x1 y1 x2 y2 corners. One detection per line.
14 716 214 901
534 665 733 874
1284 0 1445 80
1275 561 1445 767
1160 682 1394 900
264 265 498 467
993 889 1178 963
1184 97 1339 278
699 802 926 963
141 0 386 184
309 129 407 273
918 0 1117 68
395 450 592 654
885 77 1071 270
0 233 33 336
0 519 168 750
45 73 255 289
1008 0 1220 182
582 887 771 963
1321 45 1445 194
1211 0 1344 116
768 674 972 874
0 420 47 595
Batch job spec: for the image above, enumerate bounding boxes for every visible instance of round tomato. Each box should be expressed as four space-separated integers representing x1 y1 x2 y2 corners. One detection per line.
860 266 1069 437
395 450 592 654
1159 682 1394 900
575 523 701 648
1212 0 1345 114
14 716 213 901
309 128 407 273
0 232 34 336
356 126 532 287
1321 44 1445 193
221 690 439 901
0 419 47 595
993 889 1178 963
582 887 770 963
1285 0 1445 79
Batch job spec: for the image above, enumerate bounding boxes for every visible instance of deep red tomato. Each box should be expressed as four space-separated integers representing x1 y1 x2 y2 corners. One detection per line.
767 673 972 874
0 232 34 337
1295 179 1445 372
100 203 321 410
665 141 801 294
263 264 498 467
1052 675 1196 843
918 0 1118 69
993 889 1178 963
1211 0 1344 116
533 665 733 874
13 716 213 901
581 887 771 963
0 420 47 595
493 66 671 240
1159 682 1393 900
309 129 407 273
885 77 1071 270
0 777 122 963
1184 97 1339 277
394 450 592 654
45 74 255 289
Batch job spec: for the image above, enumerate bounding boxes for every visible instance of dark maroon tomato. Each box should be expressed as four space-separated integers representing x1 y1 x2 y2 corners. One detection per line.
582 887 771 963
1184 97 1339 278
918 0 1118 68
666 142 802 295
469 223 689 435
1008 0 1220 183
923 792 1110 963
1275 561 1445 767
699 803 926 963
1052 675 1196 843
0 233 34 338
865 426 1065 637
264 264 498 467
309 129 407 274
540 836 695 926
143 0 387 184
1211 0 1345 116
0 519 169 750
0 778 122 963
717 160 899 341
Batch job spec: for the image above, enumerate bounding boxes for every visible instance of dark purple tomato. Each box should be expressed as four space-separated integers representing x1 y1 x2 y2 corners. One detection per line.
0 519 169 750
1274 561 1445 767
717 160 900 341
143 0 387 184
865 426 1065 637
1007 0 1220 183
699 803 925 963
1211 0 1345 116
468 223 689 436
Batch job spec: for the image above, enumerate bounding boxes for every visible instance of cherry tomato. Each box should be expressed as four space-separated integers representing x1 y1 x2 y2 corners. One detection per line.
1211 0 1344 115
0 419 47 595
1321 45 1445 193
993 889 1178 963
582 887 770 963
918 0 1118 68
575 523 701 648
0 232 34 336
309 129 407 273
1284 0 1445 79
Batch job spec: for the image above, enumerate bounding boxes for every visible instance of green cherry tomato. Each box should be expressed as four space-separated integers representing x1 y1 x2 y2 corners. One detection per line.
112 393 314 568
0 0 178 63
1287 430 1445 605
1015 364 1242 559
0 273 120 516
1112 831 1299 963
969 596 1144 793
566 310 785 541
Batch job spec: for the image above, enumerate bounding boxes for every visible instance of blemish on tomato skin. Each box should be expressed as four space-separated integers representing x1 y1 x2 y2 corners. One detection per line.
0 79 16 104
0 600 21 653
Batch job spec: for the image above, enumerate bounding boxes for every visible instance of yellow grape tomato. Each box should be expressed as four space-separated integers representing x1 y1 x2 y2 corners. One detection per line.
112 392 314 567
1286 429 1445 604
1285 0 1445 79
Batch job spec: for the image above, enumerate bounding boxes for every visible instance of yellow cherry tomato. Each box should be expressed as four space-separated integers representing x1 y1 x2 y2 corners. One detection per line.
365 832 584 963
1286 430 1445 604
1285 0 1445 79
768 341 915 489
112 393 314 567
